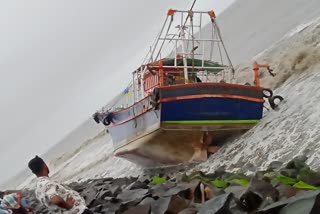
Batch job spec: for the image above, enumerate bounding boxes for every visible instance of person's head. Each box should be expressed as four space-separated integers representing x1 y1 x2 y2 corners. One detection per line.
0 191 5 199
28 156 49 177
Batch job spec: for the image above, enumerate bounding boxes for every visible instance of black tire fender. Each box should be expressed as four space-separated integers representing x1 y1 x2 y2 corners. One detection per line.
93 113 100 124
102 113 113 126
151 88 160 109
268 95 284 109
263 88 273 98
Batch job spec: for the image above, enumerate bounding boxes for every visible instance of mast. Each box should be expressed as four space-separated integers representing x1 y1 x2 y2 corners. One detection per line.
180 25 189 83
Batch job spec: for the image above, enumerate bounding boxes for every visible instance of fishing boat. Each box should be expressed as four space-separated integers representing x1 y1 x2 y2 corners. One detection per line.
93 9 278 166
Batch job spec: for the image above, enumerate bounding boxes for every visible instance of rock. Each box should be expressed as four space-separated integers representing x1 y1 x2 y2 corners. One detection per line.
192 182 205 203
91 204 103 212
15 164 320 214
244 163 256 172
112 177 137 188
109 185 122 196
239 190 263 212
164 185 190 197
150 182 176 197
204 185 220 200
138 174 151 184
268 161 283 171
248 177 279 202
167 195 190 213
278 197 315 214
139 197 156 206
198 193 233 214
100 200 122 213
224 186 247 199
95 189 113 199
88 198 106 209
118 198 147 213
104 197 120 203
280 168 299 179
257 190 320 214
117 189 149 203
263 172 279 187
297 169 320 186
174 172 188 183
205 166 227 180
69 182 87 192
220 172 237 181
276 184 304 200
229 199 247 214
122 204 150 214
285 156 310 171
237 177 279 212
255 171 269 180
125 181 148 190
185 171 208 182
81 188 99 206
150 196 172 214
177 208 198 214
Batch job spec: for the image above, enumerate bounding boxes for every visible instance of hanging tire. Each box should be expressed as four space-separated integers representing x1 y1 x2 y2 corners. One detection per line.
263 88 273 98
268 95 284 109
93 113 100 124
102 113 113 126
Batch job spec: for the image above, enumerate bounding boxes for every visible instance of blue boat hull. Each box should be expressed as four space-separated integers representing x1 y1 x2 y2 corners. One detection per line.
161 97 263 121
107 83 265 166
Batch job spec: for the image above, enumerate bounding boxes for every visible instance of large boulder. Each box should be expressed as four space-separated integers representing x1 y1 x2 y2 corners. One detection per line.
297 169 320 186
276 184 304 200
257 190 320 214
198 193 233 214
279 168 299 179
285 156 310 171
267 161 284 171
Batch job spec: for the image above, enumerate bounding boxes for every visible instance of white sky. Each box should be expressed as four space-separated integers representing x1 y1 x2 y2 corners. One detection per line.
0 0 236 184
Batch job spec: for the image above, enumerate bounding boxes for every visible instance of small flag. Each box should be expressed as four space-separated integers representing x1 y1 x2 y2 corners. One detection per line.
124 88 130 96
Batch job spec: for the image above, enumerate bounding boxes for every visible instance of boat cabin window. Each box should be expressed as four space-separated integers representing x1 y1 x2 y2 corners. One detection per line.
143 74 159 92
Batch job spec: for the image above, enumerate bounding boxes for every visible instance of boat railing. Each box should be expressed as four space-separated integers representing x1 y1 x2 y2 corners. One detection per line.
131 9 236 102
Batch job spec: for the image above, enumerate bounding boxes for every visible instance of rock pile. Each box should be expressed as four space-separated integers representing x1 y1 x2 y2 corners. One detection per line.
21 156 320 213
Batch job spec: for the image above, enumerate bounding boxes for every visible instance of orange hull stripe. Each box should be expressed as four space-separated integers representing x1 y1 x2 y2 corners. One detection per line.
109 107 153 127
160 94 264 103
160 83 263 91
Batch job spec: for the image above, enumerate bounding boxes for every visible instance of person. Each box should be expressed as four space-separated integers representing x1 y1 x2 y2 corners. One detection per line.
0 204 12 214
1 192 29 214
0 192 12 214
27 156 93 214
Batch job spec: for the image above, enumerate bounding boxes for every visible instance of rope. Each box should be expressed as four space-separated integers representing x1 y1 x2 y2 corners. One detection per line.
154 16 174 62
147 15 170 64
212 19 235 75
141 30 162 65
190 0 197 10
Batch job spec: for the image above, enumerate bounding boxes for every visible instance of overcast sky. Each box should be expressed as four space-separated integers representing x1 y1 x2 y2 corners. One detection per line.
0 0 236 184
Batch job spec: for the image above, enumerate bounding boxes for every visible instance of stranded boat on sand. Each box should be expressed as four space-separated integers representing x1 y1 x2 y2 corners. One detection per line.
93 9 280 166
